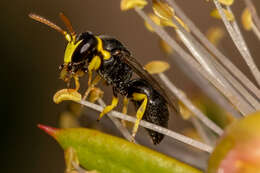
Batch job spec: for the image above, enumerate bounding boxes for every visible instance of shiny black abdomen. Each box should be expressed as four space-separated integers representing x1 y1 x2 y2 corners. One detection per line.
126 79 169 144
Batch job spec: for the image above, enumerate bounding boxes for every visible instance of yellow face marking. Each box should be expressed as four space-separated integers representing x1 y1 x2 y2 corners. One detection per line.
64 40 83 63
95 36 111 60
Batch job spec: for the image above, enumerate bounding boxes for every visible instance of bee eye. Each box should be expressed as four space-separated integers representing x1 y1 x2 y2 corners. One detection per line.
80 43 90 54
72 32 97 63
72 42 90 63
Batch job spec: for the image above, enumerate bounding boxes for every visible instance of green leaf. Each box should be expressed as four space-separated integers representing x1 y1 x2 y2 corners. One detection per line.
39 125 202 173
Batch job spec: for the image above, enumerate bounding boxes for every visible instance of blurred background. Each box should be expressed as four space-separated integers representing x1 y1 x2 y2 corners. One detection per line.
2 0 260 172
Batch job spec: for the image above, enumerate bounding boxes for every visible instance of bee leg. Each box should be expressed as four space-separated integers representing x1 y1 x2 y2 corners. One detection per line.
73 76 80 91
88 87 104 103
87 55 101 86
83 55 101 100
121 97 129 127
83 75 101 100
122 97 129 114
97 95 119 121
98 88 119 121
131 93 148 141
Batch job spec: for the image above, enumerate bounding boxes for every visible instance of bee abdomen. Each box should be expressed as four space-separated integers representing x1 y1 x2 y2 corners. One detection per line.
143 94 169 144
127 79 169 144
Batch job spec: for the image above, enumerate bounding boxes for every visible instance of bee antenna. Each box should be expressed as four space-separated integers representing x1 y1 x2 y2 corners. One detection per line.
29 13 67 37
59 12 76 37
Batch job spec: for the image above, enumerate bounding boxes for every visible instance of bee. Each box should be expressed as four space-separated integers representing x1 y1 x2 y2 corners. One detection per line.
29 13 179 144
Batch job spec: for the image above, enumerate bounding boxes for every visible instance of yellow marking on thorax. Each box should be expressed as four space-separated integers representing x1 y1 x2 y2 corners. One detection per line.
64 40 82 63
95 36 111 60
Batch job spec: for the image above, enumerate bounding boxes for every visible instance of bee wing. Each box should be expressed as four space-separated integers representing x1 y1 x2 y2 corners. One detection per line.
120 53 180 115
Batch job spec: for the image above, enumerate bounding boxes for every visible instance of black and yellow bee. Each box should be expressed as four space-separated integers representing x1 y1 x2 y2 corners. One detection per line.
30 13 179 144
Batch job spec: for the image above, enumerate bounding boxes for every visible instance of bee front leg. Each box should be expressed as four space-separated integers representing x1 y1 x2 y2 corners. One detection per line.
87 55 101 86
82 56 101 100
73 76 80 91
83 75 101 100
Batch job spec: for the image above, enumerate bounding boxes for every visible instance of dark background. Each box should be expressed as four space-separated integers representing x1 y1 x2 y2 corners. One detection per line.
2 0 260 172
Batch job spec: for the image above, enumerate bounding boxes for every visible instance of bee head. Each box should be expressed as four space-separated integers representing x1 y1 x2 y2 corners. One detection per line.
29 13 97 84
60 31 97 81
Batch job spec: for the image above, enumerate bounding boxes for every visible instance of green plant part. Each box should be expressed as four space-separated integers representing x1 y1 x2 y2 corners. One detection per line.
208 111 260 173
38 125 202 173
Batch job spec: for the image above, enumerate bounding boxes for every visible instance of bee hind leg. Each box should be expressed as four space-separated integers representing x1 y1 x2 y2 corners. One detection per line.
131 93 148 142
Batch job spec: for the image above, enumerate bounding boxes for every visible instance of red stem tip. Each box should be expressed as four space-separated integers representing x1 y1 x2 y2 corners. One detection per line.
38 124 58 138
